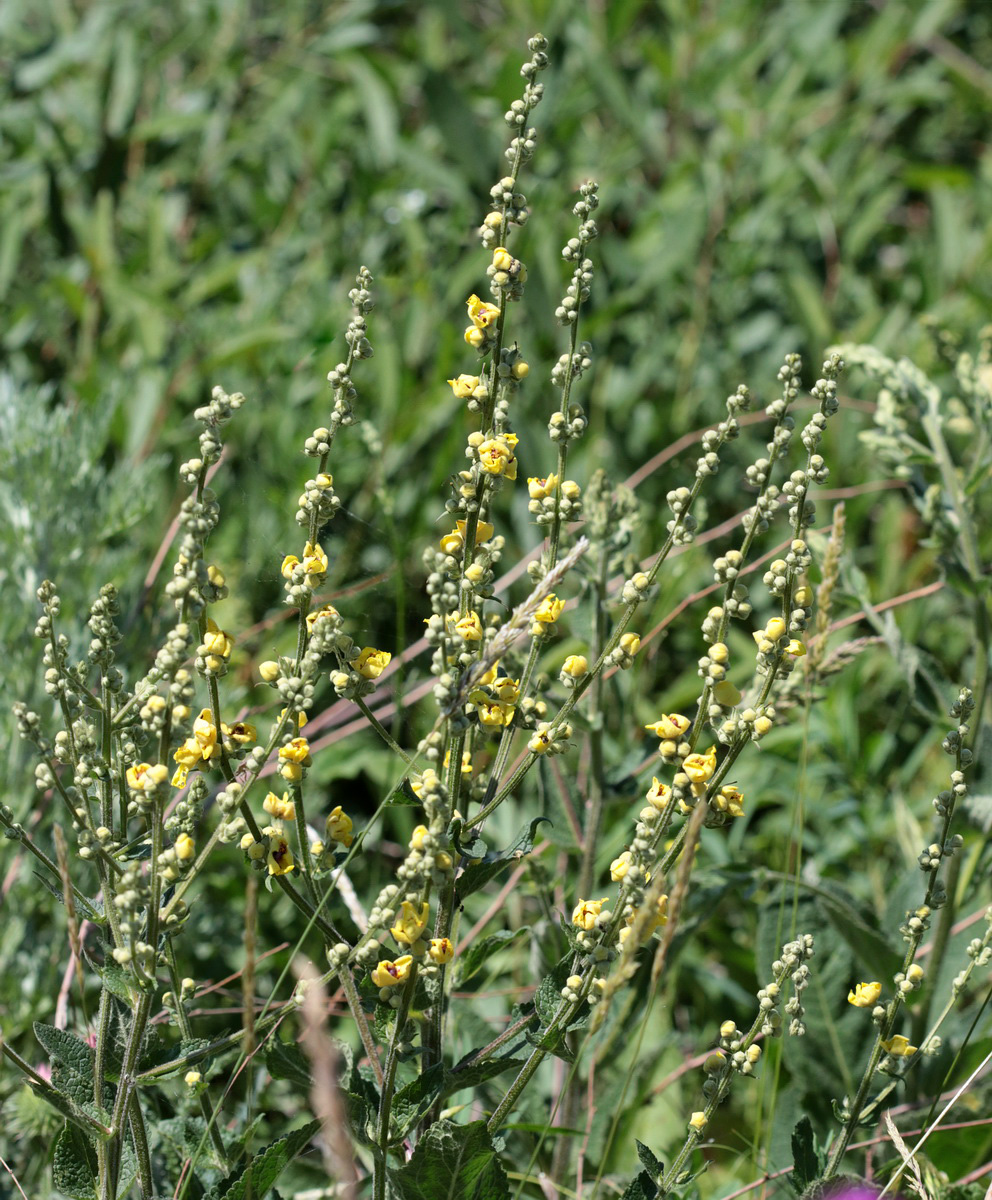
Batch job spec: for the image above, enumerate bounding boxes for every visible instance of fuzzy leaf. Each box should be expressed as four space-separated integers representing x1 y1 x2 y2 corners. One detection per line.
619 1173 658 1200
389 1119 509 1200
790 1117 820 1191
205 1118 321 1200
391 1063 445 1138
444 1056 525 1097
455 927 530 985
265 1038 313 1090
52 1124 98 1199
456 819 549 901
636 1140 664 1180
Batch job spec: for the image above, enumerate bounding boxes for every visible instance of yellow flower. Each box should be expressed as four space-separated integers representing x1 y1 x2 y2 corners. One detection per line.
448 374 481 399
533 594 566 626
512 360 529 379
259 660 281 682
410 825 429 850
713 785 744 817
645 777 671 811
477 435 518 479
712 680 742 707
682 746 717 785
847 981 882 1008
765 617 787 641
315 473 333 489
263 791 296 822
223 721 257 746
429 937 454 964
444 748 473 776
192 709 219 758
477 700 515 729
202 618 234 659
528 725 554 754
264 827 295 876
492 676 520 704
174 833 195 862
689 1111 708 1132
619 632 640 656
185 1070 202 1086
371 956 414 988
281 553 300 579
351 647 392 679
279 708 308 730
171 737 204 788
439 529 465 555
306 605 339 634
610 851 633 882
785 639 806 657
391 900 430 947
492 246 514 271
880 1034 917 1057
572 897 609 931
456 517 494 543
454 611 484 642
562 655 588 678
279 737 311 765
466 293 500 328
644 714 691 740
302 541 328 578
126 762 161 792
464 325 486 349
479 660 499 686
325 806 353 848
528 474 558 500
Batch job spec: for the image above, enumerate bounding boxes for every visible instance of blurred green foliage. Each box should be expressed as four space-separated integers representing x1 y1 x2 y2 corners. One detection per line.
2 1 992 1196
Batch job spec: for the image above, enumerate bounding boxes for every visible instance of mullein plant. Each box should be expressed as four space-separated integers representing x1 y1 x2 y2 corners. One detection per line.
2 33 989 1200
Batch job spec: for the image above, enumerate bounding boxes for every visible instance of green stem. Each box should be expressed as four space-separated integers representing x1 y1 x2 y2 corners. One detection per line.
373 969 419 1200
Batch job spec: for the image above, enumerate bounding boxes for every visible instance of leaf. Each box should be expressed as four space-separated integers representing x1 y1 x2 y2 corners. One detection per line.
265 1039 313 1090
456 819 550 901
390 1063 445 1138
34 1022 104 1111
790 1117 820 1192
389 1119 510 1200
636 1139 664 1180
32 872 102 922
444 1057 525 1097
52 1124 98 1200
205 1118 321 1200
619 1173 658 1200
811 880 903 980
455 928 530 985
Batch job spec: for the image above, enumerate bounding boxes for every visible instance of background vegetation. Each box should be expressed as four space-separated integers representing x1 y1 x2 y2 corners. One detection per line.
2 0 991 1196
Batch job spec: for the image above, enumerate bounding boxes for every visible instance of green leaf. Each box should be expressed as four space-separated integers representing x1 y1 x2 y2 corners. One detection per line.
455 927 530 985
810 880 903 979
790 1117 820 1192
619 1172 658 1200
205 1118 321 1200
456 819 550 901
390 1063 445 1138
53 1124 98 1199
444 1056 525 1098
389 1119 509 1200
34 1022 105 1112
636 1139 664 1180
32 872 102 922
265 1039 313 1090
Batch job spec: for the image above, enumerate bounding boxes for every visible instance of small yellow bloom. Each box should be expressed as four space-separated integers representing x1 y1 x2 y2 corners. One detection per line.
184 1070 202 1086
325 806 353 848
456 517 494 543
279 708 308 730
439 529 465 555
206 565 225 587
644 714 691 740
712 680 742 707
689 1111 708 1132
302 541 328 578
713 785 745 817
610 851 633 882
279 737 311 765
315 473 333 489
259 660 281 682
645 777 671 811
880 1034 917 1057
619 632 640 656
477 435 518 479
464 325 486 349
528 726 554 754
310 839 325 857
429 937 454 964
444 749 473 776
466 293 500 328
126 762 157 791
454 611 484 642
223 721 257 746
765 617 787 641
572 897 609 931
371 956 414 988
785 639 806 657
351 647 392 679
174 833 195 862
410 825 429 851
512 360 529 379
263 791 296 822
682 746 717 785
391 900 430 947
306 605 339 634
477 700 515 729
492 246 514 271
492 676 520 704
202 618 234 659
528 474 558 500
264 828 295 876
847 981 882 1008
533 594 566 626
906 963 925 985
562 655 588 678
192 709 219 757
281 554 300 579
448 374 481 399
